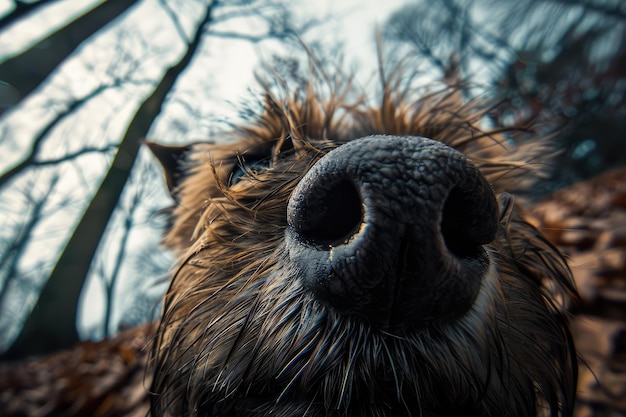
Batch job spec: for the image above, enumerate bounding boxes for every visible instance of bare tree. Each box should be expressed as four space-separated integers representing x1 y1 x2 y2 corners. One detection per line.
384 0 626 192
0 171 71 352
0 86 121 190
484 0 626 188
2 1 217 360
0 174 61 310
96 155 170 339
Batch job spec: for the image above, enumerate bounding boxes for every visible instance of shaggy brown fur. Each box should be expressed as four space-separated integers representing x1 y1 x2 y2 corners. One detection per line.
149 61 578 416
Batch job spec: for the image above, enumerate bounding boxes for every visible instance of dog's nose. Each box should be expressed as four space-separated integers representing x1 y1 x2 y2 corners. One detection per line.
286 136 498 329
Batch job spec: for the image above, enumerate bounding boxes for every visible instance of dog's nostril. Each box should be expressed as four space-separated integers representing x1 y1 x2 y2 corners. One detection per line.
440 186 491 258
293 179 362 247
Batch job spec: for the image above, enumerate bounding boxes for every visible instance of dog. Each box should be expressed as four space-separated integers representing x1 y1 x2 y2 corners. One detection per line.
148 61 578 417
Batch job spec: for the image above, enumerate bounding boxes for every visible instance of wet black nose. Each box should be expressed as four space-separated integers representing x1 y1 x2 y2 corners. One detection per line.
285 135 498 329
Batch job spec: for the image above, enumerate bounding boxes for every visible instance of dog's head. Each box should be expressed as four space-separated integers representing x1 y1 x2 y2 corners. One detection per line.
149 62 577 417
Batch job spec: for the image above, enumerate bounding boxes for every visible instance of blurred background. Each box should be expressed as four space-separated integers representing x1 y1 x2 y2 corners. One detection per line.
0 1 624 409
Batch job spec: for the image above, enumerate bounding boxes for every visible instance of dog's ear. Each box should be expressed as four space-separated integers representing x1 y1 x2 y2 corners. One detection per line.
145 141 193 195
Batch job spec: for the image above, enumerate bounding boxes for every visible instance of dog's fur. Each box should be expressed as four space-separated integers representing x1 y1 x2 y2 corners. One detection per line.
149 60 577 417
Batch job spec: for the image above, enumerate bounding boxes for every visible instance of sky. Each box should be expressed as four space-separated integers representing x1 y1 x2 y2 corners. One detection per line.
0 0 409 342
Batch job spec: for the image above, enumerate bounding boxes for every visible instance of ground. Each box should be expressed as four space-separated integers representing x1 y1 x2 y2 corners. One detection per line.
531 167 626 417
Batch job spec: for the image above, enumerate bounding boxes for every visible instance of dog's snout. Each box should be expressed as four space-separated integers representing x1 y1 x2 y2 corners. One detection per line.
286 135 498 329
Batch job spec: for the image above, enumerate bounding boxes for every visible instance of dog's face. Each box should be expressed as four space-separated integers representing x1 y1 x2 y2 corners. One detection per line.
149 68 577 417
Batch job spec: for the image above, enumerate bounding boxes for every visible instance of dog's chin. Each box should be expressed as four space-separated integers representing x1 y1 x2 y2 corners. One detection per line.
153 252 571 417
151 211 576 417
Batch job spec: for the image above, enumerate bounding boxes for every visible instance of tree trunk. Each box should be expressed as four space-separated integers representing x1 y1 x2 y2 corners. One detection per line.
0 0 60 31
0 0 139 100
